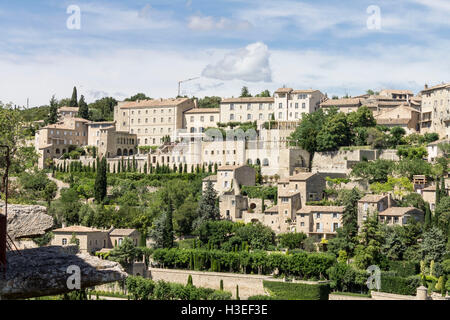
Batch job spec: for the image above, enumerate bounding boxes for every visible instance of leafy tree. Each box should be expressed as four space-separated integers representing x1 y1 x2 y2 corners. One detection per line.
109 237 140 268
70 86 78 108
278 232 307 249
197 96 221 109
369 176 413 200
255 90 271 97
44 181 58 206
435 196 450 234
149 212 174 249
347 106 376 128
88 97 118 121
240 86 252 98
366 127 388 149
354 213 386 269
388 126 406 148
316 112 352 151
420 227 447 263
340 188 361 255
125 93 151 101
78 95 89 119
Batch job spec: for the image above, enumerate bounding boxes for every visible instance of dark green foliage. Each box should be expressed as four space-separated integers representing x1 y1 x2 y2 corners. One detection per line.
78 95 89 119
379 274 421 296
263 281 330 300
387 260 418 277
327 263 369 293
47 95 59 125
247 295 274 300
278 232 307 250
70 87 78 108
94 157 107 203
192 180 220 229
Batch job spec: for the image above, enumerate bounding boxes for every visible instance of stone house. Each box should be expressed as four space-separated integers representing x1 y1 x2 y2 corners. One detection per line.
295 206 345 241
206 165 256 196
357 194 392 227
109 228 141 248
375 104 420 133
378 207 424 226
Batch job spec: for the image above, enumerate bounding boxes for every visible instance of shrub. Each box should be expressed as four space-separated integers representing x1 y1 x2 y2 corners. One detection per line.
248 295 275 300
387 260 418 277
263 280 330 300
379 273 421 296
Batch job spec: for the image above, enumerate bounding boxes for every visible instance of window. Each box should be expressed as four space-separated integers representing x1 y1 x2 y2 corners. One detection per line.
295 103 298 109
300 222 305 227
333 223 339 231
230 114 235 121
118 238 123 246
333 213 338 218
259 114 264 120
279 103 282 109
230 104 235 110
316 223 321 231
316 213 321 219
210 116 214 121
62 238 67 245
247 114 252 120
281 197 289 203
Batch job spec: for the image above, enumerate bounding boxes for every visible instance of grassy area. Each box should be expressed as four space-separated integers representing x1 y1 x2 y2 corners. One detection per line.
331 291 372 298
339 145 372 151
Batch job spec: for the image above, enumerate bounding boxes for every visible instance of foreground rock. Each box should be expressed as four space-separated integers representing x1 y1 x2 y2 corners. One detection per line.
1 203 53 239
0 246 127 300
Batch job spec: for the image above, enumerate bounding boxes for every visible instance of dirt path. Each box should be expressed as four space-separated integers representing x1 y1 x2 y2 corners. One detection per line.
47 173 69 199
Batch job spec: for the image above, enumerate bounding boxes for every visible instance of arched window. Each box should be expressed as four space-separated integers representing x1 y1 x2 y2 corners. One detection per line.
123 149 128 156
55 149 60 154
263 158 269 166
117 149 122 156
129 149 134 156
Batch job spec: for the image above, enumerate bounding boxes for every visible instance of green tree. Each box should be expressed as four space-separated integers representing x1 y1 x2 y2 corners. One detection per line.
341 188 361 255
278 232 307 250
193 180 220 230
109 237 140 268
420 227 447 263
94 157 107 203
47 95 59 125
70 86 78 108
354 213 385 269
240 86 252 98
78 95 89 119
43 181 58 207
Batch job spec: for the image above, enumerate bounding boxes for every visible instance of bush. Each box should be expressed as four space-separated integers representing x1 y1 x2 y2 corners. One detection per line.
263 280 330 300
248 295 275 300
387 260 418 277
379 274 421 296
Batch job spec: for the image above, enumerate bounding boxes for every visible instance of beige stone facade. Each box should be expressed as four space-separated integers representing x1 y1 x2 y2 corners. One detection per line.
35 117 89 168
114 98 195 146
51 226 141 254
420 83 450 138
184 108 220 135
320 98 363 114
97 126 137 158
206 165 255 195
375 104 420 133
296 206 344 240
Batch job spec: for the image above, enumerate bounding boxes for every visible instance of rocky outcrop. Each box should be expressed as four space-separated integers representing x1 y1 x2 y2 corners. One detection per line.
0 246 128 300
1 203 53 239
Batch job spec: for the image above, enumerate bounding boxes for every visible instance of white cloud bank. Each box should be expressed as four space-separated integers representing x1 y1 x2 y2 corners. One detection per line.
187 15 252 31
202 42 272 82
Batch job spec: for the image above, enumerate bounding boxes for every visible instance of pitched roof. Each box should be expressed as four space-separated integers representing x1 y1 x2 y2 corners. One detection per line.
109 228 137 236
221 97 274 103
203 175 217 182
380 89 414 95
291 89 320 94
218 164 248 171
185 108 220 114
275 88 293 93
297 206 345 214
421 83 450 93
359 194 388 203
264 205 279 213
379 207 423 216
320 98 362 107
289 172 316 181
119 98 191 109
53 225 104 233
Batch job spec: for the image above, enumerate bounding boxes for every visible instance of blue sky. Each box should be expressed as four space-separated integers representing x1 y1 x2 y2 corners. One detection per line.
0 0 449 106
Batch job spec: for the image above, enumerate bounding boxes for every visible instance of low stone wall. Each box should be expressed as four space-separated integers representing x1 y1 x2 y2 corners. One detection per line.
329 294 372 300
148 268 273 299
371 291 416 300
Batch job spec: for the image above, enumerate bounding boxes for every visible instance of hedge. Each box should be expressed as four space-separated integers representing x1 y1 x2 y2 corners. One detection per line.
379 274 421 296
151 248 336 279
263 281 330 300
387 260 418 277
248 295 275 300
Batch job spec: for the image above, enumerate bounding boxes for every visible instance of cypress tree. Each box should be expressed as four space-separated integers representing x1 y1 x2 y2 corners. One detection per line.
440 177 446 200
113 163 116 174
156 162 160 174
150 164 154 174
191 165 194 173
187 275 193 286
178 163 183 174
236 285 240 300
436 179 441 207
127 158 131 172
173 164 177 173
144 162 148 174
220 280 224 291
132 156 136 172
117 160 121 173
94 157 107 203
70 86 78 108
214 163 218 173
424 202 432 230
78 95 89 119
184 163 187 173
47 95 59 125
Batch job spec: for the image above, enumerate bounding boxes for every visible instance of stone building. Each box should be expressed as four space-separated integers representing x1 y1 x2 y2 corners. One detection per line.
51 225 141 254
58 106 79 118
378 207 424 226
51 226 108 254
220 97 275 124
97 125 137 158
114 98 195 146
183 107 221 137
375 104 420 133
295 206 345 241
357 194 392 227
420 83 450 138
204 165 256 196
320 98 363 114
273 88 325 121
35 117 89 168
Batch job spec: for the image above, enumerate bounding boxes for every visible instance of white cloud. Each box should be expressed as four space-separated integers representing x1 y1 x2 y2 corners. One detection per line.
202 42 272 82
187 15 252 31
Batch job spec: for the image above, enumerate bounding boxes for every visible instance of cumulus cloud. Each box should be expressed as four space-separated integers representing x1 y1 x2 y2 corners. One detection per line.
202 42 272 82
187 15 252 31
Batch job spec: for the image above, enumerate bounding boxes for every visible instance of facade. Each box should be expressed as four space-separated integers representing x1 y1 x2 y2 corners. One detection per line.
207 165 256 195
51 226 141 253
35 117 89 168
427 139 449 162
114 98 195 146
374 104 421 133
220 97 275 124
357 194 391 227
58 106 79 118
378 207 424 226
97 126 137 158
184 108 220 136
420 83 450 138
51 226 108 254
273 88 324 121
320 98 363 114
296 206 344 241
